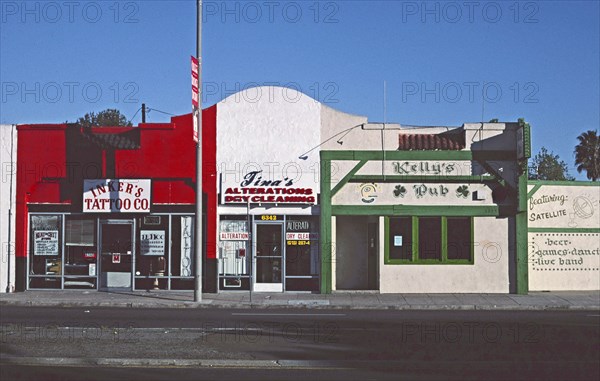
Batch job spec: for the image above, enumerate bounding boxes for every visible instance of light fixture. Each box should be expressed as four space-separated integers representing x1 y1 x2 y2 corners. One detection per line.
297 123 365 160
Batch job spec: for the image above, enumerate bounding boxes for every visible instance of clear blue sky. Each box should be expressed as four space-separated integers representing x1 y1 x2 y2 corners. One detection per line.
1 1 598 179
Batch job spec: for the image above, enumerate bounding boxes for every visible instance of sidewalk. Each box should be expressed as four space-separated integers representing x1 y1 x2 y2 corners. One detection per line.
1 290 598 310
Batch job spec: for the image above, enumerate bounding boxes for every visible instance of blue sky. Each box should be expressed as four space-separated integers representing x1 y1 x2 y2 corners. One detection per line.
1 1 598 179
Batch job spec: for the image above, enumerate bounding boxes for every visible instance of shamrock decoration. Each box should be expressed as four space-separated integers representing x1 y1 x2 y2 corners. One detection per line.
456 185 470 198
393 185 407 198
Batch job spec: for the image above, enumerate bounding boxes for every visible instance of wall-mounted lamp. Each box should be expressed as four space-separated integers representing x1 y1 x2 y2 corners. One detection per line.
298 123 365 160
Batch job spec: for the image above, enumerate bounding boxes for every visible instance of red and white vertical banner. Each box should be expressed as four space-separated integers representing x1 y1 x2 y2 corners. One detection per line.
191 56 199 108
191 55 199 143
193 111 199 143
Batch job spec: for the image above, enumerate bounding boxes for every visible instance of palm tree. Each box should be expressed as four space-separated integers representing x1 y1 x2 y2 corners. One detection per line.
574 130 600 181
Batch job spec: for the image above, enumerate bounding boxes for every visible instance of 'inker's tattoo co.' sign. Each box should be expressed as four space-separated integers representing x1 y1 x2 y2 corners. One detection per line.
83 179 151 213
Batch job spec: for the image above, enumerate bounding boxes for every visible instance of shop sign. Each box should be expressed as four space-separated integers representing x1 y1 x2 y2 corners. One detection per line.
286 220 310 231
285 232 318 241
222 170 315 204
83 179 151 213
34 230 59 256
112 254 121 264
220 232 249 241
392 161 458 175
140 230 165 256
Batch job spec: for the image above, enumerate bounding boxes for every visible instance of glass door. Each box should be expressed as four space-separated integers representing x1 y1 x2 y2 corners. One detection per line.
99 220 134 290
253 223 284 292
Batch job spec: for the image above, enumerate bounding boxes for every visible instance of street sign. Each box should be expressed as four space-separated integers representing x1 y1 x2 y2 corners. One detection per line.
191 56 199 109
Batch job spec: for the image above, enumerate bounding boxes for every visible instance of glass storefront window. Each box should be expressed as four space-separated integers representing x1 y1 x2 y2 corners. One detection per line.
29 215 62 289
285 216 319 292
64 216 97 289
219 216 250 290
135 215 170 290
170 215 194 278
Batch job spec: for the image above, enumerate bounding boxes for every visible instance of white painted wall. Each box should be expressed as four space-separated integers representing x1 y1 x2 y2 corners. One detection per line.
528 183 600 291
0 125 17 293
216 86 322 192
326 121 519 293
379 217 510 293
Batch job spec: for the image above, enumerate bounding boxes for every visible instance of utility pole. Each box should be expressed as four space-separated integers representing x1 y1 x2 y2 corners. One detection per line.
194 0 203 302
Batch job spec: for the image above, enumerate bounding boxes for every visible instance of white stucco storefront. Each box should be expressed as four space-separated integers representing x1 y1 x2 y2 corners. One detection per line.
321 122 528 294
215 86 366 292
1 124 17 293
213 86 529 294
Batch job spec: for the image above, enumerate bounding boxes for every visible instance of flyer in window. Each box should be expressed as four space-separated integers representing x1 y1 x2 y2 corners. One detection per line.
34 230 59 256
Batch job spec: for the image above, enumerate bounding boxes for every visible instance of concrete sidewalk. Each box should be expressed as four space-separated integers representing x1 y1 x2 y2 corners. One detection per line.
1 290 598 310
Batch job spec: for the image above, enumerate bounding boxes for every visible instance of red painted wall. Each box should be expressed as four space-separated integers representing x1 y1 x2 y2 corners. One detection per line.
15 105 218 260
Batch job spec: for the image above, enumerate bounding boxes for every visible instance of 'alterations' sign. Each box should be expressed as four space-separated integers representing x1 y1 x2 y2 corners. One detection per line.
221 170 315 204
83 179 151 213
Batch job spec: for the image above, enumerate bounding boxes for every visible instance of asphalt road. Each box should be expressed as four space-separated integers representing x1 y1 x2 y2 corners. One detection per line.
1 307 599 381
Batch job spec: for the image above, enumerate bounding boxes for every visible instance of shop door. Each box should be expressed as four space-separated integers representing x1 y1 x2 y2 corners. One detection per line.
99 220 134 290
253 223 284 292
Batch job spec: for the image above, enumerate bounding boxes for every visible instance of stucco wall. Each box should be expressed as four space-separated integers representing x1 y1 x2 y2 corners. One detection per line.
379 216 510 293
528 182 600 291
216 86 322 192
0 125 17 293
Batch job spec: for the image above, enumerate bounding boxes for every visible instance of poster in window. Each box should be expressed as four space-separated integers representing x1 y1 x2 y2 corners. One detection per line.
181 216 193 277
140 230 165 256
34 230 59 256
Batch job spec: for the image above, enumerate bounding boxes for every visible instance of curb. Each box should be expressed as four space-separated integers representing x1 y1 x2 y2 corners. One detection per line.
1 300 598 311
0 356 296 369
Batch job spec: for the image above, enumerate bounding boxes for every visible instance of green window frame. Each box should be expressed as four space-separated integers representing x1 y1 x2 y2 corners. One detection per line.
384 216 474 265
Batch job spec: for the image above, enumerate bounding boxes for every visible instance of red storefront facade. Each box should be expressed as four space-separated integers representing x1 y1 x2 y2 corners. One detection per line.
15 108 218 291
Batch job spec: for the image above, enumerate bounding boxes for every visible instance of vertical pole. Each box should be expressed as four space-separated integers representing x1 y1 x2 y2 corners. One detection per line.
141 103 146 123
194 0 203 302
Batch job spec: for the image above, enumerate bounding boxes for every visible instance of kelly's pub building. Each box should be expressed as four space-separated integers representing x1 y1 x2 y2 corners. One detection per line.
2 87 598 294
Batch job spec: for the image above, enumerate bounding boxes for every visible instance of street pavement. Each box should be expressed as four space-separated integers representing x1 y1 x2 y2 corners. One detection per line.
1 307 599 380
0 289 598 310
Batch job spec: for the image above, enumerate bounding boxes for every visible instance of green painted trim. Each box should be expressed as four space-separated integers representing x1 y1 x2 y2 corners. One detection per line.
384 259 474 265
384 217 390 264
322 150 473 161
528 228 600 233
347 175 497 184
322 150 518 161
441 217 448 261
412 216 418 262
527 180 600 186
527 184 542 199
383 216 474 265
319 156 332 294
471 216 475 262
331 205 499 216
518 172 527 213
331 160 367 197
516 170 529 295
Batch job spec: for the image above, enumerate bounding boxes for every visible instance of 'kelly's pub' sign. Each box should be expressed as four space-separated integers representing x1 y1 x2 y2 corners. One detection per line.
83 179 151 213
